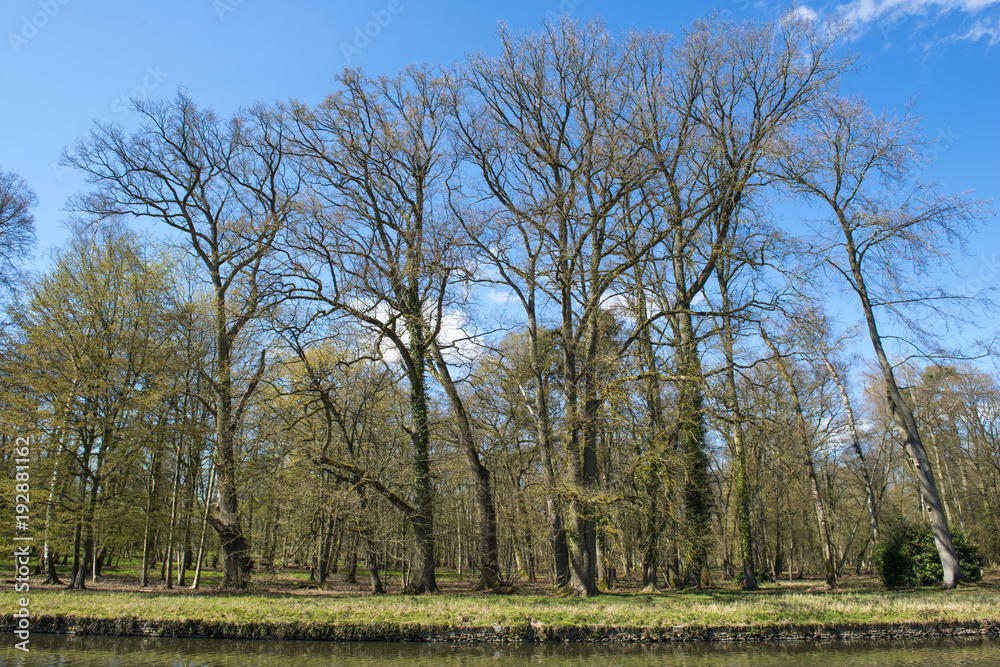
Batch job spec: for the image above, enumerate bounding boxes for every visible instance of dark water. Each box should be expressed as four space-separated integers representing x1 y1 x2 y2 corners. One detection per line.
2 634 999 666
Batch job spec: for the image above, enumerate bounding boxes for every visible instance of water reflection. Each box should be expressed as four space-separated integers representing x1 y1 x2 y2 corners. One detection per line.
2 634 999 666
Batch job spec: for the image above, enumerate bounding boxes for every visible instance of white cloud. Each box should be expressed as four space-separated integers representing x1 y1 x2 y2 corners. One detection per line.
946 14 1000 42
834 0 1000 47
786 4 822 23
487 288 515 305
838 0 1000 26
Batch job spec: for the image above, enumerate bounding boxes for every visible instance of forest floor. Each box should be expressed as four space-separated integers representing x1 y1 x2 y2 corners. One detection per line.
3 561 1000 642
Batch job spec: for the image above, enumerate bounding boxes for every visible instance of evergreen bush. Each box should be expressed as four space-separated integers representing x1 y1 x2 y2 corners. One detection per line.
874 522 983 588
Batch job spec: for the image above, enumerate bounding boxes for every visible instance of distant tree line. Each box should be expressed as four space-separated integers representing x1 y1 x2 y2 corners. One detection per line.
1 15 994 595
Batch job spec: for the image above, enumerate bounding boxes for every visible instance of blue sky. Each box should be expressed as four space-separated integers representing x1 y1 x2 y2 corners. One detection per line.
2 0 998 341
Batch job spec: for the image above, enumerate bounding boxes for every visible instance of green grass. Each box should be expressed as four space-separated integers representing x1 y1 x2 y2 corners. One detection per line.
4 558 998 635
3 586 998 631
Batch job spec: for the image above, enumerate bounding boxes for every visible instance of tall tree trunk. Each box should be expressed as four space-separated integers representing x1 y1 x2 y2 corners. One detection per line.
402 316 438 594
718 266 757 591
823 358 880 544
42 442 64 585
357 488 384 594
164 440 183 590
764 333 838 588
429 341 501 590
140 446 162 588
208 316 253 588
841 224 965 589
266 499 280 569
634 272 664 593
672 223 713 589
315 508 329 583
677 309 711 588
177 447 198 587
525 286 570 588
566 304 600 597
329 517 344 575
70 478 99 590
190 464 215 590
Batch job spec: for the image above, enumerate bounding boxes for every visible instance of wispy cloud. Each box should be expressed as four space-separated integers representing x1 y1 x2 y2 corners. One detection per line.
487 288 514 305
944 14 1000 43
833 0 1000 47
838 0 1000 26
783 4 822 24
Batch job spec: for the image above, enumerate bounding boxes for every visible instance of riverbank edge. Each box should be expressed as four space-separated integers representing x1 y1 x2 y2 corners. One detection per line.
3 614 1000 642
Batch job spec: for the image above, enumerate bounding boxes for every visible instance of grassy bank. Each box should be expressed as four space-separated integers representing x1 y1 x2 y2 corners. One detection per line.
3 586 1000 641
4 562 1000 641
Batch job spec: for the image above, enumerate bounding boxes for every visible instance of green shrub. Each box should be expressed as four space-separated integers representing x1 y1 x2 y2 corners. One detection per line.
952 529 984 582
873 529 913 588
874 522 983 588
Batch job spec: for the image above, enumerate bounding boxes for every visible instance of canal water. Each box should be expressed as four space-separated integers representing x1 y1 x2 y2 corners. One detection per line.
2 634 999 666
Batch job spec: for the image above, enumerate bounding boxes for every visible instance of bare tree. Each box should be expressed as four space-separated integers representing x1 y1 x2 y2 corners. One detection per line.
795 307 881 546
275 322 393 595
627 14 848 588
288 66 495 593
63 95 300 588
774 94 986 588
0 167 37 294
458 19 659 596
761 326 839 588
